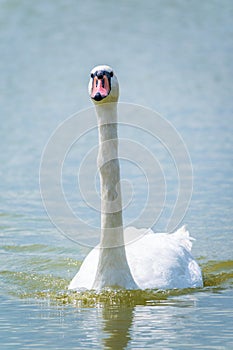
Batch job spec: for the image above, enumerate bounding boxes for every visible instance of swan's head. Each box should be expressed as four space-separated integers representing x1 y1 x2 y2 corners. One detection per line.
88 65 119 104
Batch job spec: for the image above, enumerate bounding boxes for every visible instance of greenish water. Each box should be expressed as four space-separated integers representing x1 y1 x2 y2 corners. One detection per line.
1 0 233 349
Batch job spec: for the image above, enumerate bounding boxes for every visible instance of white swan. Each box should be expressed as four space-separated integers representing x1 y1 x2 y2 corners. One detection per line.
69 65 203 291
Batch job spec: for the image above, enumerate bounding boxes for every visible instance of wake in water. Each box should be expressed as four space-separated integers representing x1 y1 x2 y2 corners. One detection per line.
1 246 232 307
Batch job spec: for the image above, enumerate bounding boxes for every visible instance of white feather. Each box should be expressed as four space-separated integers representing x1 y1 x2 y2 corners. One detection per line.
69 65 203 291
69 226 203 290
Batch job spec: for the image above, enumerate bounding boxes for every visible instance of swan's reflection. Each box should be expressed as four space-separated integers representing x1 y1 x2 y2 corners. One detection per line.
102 305 134 350
100 294 197 350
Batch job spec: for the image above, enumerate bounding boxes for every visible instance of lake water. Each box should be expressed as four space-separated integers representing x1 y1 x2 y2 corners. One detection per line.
1 0 233 349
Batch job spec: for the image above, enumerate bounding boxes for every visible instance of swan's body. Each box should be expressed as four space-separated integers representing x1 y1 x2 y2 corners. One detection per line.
69 226 202 290
69 65 203 291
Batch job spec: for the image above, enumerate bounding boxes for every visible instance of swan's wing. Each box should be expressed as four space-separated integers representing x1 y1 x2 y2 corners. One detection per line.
69 226 203 291
125 226 203 289
68 247 99 290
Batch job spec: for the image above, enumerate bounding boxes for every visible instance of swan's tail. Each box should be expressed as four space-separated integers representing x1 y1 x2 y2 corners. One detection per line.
172 225 194 252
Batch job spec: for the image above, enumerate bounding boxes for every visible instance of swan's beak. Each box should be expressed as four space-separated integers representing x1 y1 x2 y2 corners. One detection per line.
91 73 111 101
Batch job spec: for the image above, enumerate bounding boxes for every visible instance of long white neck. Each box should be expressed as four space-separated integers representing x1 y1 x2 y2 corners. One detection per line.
92 103 137 290
97 103 123 248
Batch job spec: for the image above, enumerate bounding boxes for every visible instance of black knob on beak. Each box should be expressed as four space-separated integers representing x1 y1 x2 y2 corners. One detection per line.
97 71 104 80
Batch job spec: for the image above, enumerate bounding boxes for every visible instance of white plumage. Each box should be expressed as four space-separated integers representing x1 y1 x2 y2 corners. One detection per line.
69 226 203 290
69 65 203 291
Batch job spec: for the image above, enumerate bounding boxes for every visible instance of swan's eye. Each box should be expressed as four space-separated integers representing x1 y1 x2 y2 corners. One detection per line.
91 73 94 78
110 71 113 77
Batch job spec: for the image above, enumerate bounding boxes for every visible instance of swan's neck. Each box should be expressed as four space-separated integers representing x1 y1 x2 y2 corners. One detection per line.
97 104 123 248
93 103 137 290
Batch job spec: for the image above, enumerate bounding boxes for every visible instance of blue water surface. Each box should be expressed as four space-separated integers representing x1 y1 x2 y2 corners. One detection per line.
1 1 233 349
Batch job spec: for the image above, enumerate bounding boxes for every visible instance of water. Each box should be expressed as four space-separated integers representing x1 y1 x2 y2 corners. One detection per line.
1 0 233 348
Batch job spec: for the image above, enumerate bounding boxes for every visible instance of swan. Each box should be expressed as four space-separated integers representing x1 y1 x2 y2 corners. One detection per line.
68 65 203 291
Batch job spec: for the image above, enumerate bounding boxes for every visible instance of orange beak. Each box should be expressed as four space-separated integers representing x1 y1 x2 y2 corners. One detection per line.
91 75 111 101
